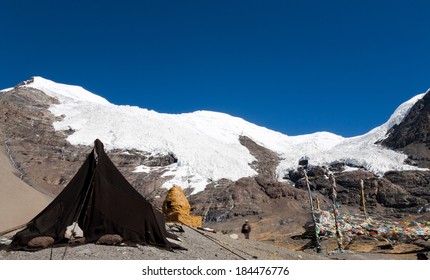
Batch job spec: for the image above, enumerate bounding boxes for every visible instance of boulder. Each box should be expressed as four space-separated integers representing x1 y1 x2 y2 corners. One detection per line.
27 236 54 249
96 234 123 245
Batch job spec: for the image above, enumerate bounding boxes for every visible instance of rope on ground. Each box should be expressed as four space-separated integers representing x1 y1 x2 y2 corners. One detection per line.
205 232 258 259
181 224 252 260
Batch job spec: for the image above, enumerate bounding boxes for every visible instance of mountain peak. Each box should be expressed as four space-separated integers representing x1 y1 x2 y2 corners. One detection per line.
383 89 430 148
380 89 430 168
18 76 111 106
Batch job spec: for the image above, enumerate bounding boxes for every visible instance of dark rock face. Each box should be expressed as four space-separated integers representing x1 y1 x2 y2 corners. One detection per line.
289 166 430 214
239 135 279 179
191 177 265 222
333 171 378 208
381 90 430 168
190 176 307 222
383 171 430 208
383 90 430 149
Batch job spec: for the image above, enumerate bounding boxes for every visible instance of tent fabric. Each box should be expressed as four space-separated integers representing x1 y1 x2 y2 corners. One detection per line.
10 139 183 251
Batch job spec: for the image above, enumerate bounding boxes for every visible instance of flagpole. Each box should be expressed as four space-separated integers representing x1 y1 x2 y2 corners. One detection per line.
329 173 342 252
301 164 321 252
360 180 368 220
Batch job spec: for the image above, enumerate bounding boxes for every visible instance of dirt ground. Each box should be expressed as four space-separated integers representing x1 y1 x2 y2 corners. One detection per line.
1 223 428 260
0 145 51 233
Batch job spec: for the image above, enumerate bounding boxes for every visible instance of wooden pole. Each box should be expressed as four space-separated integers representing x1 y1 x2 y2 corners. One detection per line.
360 180 368 220
302 167 321 252
329 173 342 252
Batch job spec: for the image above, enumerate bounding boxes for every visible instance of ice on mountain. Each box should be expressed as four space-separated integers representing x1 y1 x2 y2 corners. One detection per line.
11 77 428 193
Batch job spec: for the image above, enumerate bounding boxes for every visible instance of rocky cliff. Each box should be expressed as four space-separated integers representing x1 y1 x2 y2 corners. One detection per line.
382 89 430 168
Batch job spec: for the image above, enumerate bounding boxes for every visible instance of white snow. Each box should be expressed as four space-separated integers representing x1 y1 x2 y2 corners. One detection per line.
9 77 428 193
24 76 111 105
0 87 13 93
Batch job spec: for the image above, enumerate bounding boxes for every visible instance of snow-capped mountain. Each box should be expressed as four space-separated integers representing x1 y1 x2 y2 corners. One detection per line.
1 76 422 194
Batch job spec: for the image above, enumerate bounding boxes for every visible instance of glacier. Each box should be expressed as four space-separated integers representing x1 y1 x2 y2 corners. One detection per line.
2 76 426 194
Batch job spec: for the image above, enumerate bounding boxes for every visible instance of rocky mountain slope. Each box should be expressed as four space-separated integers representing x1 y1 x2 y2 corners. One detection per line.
382 90 430 168
1 77 430 242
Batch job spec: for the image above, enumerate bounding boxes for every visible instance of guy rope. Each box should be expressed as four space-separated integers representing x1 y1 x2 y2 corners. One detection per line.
182 224 252 260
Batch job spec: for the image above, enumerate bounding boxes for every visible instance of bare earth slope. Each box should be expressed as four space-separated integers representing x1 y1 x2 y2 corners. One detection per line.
0 145 51 233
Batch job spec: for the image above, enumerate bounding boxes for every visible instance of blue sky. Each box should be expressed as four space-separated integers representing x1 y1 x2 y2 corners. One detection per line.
1 0 429 137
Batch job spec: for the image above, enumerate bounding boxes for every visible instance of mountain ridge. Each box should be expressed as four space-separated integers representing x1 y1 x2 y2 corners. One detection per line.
1 77 430 240
381 89 430 169
4 76 426 194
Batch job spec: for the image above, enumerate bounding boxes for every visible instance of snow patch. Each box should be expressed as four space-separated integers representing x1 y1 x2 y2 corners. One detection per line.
23 76 111 105
0 87 13 93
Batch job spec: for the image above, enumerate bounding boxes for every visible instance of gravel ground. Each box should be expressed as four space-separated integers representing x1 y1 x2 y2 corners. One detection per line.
0 225 423 260
0 226 326 260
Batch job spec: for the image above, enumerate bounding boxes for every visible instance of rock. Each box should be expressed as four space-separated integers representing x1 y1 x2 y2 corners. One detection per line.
255 176 296 199
69 237 86 246
384 171 430 204
306 166 328 177
190 177 268 222
229 234 239 240
28 236 54 249
96 235 123 245
416 252 428 260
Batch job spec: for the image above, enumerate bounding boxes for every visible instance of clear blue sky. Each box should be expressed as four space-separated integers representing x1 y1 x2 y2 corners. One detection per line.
1 0 429 137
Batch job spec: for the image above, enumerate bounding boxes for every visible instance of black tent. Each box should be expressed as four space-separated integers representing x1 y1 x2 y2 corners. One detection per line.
10 139 183 251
